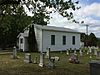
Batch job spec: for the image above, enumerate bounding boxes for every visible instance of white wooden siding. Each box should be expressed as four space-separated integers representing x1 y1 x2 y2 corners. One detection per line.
42 30 80 52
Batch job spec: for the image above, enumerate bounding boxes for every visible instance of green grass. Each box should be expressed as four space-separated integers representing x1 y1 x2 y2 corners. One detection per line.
0 51 98 75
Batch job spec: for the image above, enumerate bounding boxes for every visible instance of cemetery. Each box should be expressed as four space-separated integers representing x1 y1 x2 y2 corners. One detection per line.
0 0 100 75
0 47 99 75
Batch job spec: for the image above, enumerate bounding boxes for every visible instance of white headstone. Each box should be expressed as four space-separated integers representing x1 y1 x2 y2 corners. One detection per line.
66 49 69 55
90 55 92 59
39 53 44 67
89 46 92 53
80 50 83 56
74 49 76 55
94 47 98 56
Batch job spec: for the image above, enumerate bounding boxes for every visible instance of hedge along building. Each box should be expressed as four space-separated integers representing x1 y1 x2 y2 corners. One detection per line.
17 24 82 52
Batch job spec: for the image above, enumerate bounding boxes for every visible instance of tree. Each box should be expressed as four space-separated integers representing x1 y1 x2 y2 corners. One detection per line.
88 33 97 46
97 38 100 47
0 2 32 48
28 24 38 52
81 33 98 47
80 33 89 47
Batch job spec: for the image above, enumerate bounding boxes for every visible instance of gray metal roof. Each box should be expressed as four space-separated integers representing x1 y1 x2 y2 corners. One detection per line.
34 25 81 34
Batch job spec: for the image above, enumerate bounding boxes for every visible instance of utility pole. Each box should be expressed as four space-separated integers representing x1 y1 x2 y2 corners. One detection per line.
86 25 89 35
85 24 89 47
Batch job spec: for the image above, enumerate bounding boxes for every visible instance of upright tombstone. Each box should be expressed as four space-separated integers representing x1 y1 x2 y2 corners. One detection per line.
89 47 92 59
74 48 77 55
94 47 97 56
85 47 89 55
24 53 32 63
80 49 83 56
47 48 55 68
89 46 92 53
48 57 55 68
33 57 38 64
12 46 17 59
94 50 97 56
39 53 44 67
96 51 100 59
90 55 92 59
45 48 50 58
70 48 72 53
66 49 69 55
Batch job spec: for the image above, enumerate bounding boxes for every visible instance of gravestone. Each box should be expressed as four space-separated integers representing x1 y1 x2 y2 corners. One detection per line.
69 48 72 53
48 58 55 68
45 48 50 58
89 47 92 59
33 57 38 64
12 46 17 59
74 48 77 55
85 47 89 54
80 49 83 56
94 50 97 56
39 53 44 67
96 51 100 59
90 55 92 59
90 60 100 75
24 53 32 63
48 56 60 68
51 56 60 61
66 49 69 55
94 47 99 56
89 46 92 53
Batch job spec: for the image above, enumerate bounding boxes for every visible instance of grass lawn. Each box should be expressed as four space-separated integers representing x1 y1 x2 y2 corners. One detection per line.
0 51 97 75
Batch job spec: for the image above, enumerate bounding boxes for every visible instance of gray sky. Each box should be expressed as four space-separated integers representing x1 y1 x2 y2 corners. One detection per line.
48 0 100 38
25 0 100 37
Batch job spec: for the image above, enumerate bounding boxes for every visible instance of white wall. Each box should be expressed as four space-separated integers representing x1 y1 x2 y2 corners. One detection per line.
42 30 81 52
18 35 28 51
19 36 24 51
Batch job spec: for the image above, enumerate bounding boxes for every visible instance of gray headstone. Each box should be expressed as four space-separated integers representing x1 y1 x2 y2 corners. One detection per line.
48 58 55 68
33 57 38 64
39 53 44 67
45 48 50 58
94 50 97 56
90 60 100 75
96 51 100 59
24 53 32 63
12 46 17 59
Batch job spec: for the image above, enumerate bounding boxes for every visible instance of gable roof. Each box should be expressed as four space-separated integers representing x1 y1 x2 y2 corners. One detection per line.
17 24 81 38
34 24 81 34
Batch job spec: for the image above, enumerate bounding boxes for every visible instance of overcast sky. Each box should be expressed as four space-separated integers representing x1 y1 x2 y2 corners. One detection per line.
25 0 100 37
47 0 100 38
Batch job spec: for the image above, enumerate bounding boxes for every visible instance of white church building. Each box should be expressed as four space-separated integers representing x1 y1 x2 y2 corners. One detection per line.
17 24 82 52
